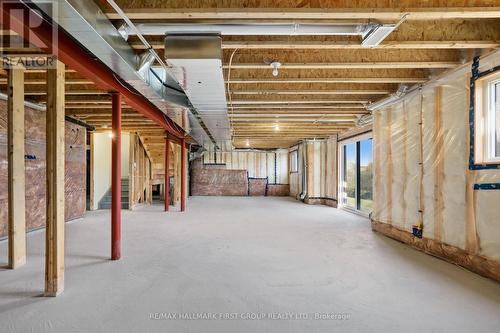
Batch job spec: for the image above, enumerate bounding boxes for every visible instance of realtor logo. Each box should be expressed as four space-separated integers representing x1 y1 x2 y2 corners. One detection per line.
0 0 58 68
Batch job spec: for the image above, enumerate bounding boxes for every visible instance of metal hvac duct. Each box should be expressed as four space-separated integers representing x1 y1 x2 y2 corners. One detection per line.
121 22 403 47
125 23 371 36
164 34 231 142
28 0 194 132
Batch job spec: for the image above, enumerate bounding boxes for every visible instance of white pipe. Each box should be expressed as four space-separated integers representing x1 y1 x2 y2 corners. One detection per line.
0 92 46 111
367 85 409 111
128 23 370 36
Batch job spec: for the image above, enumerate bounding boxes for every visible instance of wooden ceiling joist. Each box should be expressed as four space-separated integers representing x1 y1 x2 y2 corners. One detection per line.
4 3 495 149
104 8 500 21
230 90 390 95
131 40 499 50
221 40 499 49
224 62 461 69
226 77 427 84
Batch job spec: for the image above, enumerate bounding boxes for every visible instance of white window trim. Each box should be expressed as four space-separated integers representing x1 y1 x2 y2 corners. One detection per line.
485 77 500 162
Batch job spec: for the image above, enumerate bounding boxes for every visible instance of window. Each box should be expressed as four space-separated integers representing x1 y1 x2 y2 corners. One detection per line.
290 150 298 173
474 72 500 166
486 78 500 161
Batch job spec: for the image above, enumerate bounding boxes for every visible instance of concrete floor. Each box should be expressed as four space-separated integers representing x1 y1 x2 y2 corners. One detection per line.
0 196 499 333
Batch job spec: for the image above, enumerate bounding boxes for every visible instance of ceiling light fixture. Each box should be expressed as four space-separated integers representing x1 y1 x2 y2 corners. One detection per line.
270 61 281 77
274 123 280 131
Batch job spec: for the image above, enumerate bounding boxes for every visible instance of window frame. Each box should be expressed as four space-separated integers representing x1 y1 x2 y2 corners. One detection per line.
485 77 500 162
470 58 500 169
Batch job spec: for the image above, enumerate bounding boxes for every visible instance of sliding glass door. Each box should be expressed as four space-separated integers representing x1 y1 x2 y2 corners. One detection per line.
343 143 357 209
340 136 373 214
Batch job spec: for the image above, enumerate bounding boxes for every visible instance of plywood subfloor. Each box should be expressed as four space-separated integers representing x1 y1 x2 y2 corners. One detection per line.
0 197 499 332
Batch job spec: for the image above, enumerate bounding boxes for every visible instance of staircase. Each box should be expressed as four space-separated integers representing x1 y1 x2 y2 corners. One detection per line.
98 179 130 209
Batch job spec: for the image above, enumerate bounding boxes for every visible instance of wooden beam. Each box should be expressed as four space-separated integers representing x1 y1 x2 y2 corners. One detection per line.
224 62 460 69
105 8 500 20
229 99 369 105
7 66 26 269
24 89 109 96
222 40 499 49
0 78 94 84
231 90 390 95
226 78 426 84
45 60 65 297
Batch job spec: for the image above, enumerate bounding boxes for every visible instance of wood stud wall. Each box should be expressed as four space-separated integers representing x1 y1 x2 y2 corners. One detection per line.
45 60 66 296
7 66 26 269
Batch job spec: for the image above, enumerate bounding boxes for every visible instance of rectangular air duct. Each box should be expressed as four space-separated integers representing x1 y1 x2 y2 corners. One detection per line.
165 34 231 142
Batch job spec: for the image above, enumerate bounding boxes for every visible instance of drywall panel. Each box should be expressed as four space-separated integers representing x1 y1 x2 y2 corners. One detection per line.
92 132 129 210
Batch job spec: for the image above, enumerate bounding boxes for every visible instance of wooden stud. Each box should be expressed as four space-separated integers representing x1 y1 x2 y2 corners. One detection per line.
165 137 170 211
129 133 135 209
45 60 65 296
386 109 393 224
434 86 444 242
180 138 187 212
7 65 26 269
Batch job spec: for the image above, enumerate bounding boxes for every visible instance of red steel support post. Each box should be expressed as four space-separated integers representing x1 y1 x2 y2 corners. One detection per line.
180 138 187 212
164 137 170 212
111 92 121 260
